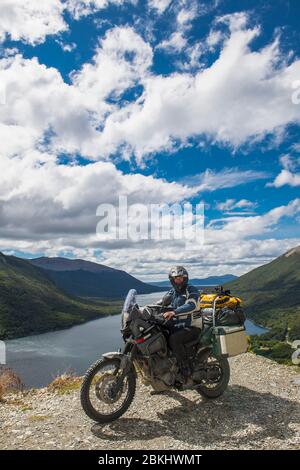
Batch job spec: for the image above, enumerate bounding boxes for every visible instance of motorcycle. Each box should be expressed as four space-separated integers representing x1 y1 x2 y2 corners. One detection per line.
80 288 239 424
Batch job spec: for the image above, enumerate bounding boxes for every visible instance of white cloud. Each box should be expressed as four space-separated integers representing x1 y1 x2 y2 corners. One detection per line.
96 15 300 161
88 236 300 282
0 146 298 281
216 11 249 32
0 0 135 45
0 0 67 45
206 29 224 49
216 198 257 212
57 41 77 53
66 0 135 20
176 3 198 27
1 11 300 279
180 169 268 193
157 32 187 52
270 169 300 187
157 0 198 54
94 199 300 281
268 153 300 187
207 198 300 243
148 0 172 14
0 53 102 160
2 16 300 163
0 27 153 161
73 26 152 102
0 154 195 250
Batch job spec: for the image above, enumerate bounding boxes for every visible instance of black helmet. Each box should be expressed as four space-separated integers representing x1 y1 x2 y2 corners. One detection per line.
168 265 189 291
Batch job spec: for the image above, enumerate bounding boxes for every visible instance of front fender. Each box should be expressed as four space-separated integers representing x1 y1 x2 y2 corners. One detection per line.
102 351 123 360
102 351 135 376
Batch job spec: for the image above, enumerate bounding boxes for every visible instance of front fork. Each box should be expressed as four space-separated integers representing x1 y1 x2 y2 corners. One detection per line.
102 343 135 395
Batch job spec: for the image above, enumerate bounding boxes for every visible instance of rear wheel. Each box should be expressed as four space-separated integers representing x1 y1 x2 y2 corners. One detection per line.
80 357 136 423
196 354 230 398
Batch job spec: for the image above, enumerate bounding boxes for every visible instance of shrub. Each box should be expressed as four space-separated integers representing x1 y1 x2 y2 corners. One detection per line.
0 367 23 401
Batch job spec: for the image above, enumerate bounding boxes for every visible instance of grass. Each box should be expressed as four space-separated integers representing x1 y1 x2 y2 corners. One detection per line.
0 367 24 401
27 415 50 422
47 373 82 395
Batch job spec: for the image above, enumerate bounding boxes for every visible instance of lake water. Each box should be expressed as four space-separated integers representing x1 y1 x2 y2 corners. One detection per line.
5 292 268 388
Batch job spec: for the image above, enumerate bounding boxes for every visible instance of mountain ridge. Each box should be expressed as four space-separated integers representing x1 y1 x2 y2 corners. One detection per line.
151 274 238 287
29 256 165 298
224 244 300 341
0 252 122 340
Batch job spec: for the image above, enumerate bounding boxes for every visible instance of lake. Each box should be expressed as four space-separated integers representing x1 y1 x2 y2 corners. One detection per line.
5 292 268 388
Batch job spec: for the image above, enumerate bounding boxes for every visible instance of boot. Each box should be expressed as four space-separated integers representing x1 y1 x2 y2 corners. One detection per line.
178 360 193 385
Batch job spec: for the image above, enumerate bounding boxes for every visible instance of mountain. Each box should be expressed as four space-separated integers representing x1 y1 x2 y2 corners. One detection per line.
29 257 164 298
151 274 238 287
224 245 300 340
0 252 122 340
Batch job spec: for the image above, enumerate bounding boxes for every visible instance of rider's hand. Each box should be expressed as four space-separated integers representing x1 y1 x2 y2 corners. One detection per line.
163 311 176 321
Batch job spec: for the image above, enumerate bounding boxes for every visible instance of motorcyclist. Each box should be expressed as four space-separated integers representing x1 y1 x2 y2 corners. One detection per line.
157 266 201 383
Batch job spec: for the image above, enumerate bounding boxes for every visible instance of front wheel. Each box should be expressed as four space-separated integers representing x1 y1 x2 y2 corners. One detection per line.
196 355 230 399
80 357 136 423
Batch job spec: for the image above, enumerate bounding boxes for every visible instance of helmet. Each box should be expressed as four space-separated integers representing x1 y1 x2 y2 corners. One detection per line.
168 265 189 291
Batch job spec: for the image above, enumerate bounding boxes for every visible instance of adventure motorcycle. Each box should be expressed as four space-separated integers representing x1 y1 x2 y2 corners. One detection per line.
80 288 247 423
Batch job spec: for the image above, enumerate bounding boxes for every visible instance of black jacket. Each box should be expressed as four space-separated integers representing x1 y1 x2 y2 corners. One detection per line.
158 284 200 328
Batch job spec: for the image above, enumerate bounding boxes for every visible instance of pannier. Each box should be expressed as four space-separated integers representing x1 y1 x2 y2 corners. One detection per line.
201 306 246 327
198 287 248 357
136 332 168 357
213 325 248 357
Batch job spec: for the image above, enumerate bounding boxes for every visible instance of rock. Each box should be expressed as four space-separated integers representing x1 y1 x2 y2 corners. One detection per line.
291 376 300 386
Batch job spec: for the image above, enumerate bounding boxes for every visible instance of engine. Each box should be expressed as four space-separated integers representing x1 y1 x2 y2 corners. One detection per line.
150 355 178 387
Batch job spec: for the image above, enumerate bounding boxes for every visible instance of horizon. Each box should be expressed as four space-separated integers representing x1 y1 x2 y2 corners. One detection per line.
3 248 295 283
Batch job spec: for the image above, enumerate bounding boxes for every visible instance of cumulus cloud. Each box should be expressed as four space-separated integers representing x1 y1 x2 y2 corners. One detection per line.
0 145 298 280
0 0 134 45
0 26 153 161
1 9 300 279
0 53 103 160
95 15 300 161
73 26 152 102
2 15 300 163
268 154 300 187
90 235 300 282
0 0 67 45
0 154 195 249
96 200 300 281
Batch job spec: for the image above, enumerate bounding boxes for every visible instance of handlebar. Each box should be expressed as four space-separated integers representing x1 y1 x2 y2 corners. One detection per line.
152 313 167 325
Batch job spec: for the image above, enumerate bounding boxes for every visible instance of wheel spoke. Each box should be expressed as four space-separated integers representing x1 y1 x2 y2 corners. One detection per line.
88 362 130 415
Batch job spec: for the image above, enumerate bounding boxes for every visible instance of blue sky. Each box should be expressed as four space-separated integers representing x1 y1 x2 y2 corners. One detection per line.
0 0 300 281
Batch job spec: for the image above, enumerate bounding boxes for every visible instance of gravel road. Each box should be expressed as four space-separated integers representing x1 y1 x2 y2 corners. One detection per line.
0 353 300 450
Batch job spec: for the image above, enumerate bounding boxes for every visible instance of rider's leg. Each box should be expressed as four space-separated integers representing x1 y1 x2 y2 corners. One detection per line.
169 327 199 378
